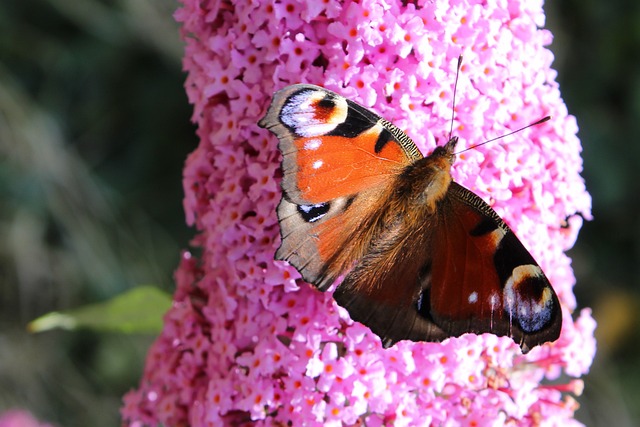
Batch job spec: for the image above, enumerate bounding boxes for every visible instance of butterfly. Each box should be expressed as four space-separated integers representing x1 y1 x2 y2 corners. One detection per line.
258 83 562 353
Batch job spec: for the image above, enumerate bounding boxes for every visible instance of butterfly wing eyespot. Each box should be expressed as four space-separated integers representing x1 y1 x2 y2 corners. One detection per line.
259 84 562 353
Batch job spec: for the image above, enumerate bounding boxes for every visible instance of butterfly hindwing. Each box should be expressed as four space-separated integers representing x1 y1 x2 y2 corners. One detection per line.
331 203 450 346
275 194 356 289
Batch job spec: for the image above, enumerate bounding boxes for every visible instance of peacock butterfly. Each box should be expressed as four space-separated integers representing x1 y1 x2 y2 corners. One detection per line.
258 78 562 354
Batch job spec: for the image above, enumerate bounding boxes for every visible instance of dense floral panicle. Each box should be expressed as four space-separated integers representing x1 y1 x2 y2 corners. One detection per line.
122 0 595 425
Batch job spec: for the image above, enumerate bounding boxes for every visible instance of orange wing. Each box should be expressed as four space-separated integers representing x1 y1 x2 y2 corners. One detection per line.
259 84 422 204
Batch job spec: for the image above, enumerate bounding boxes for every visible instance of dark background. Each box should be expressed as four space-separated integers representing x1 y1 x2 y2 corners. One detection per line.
0 1 637 426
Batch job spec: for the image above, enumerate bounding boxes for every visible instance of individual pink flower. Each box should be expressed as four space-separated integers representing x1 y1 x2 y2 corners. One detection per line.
122 0 595 425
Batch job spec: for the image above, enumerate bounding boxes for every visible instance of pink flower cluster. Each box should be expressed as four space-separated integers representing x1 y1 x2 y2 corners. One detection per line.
0 410 54 427
122 0 595 425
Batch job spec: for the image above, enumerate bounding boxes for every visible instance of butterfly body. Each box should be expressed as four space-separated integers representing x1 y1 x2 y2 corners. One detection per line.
259 84 561 353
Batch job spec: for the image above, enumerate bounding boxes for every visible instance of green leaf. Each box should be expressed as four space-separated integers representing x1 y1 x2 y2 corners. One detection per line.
28 285 172 334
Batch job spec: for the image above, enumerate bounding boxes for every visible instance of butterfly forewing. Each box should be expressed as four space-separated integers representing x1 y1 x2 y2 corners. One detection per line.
258 84 421 205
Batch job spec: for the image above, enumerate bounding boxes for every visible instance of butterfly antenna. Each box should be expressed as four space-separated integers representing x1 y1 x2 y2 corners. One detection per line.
448 55 463 141
455 116 551 155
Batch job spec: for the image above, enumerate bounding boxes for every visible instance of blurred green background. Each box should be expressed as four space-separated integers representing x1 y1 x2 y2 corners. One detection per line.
0 0 638 426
